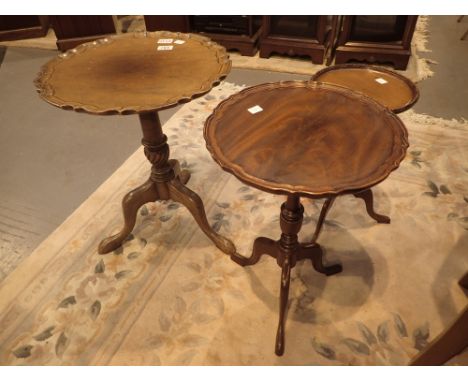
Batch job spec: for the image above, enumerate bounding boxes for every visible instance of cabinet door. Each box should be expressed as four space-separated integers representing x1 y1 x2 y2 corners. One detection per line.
51 16 116 39
143 16 189 32
267 16 320 40
50 16 116 51
0 16 49 41
349 16 409 43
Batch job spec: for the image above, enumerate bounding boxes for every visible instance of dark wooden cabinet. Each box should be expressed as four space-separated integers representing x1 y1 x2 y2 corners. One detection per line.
259 16 334 64
143 15 189 33
333 16 418 70
45 15 418 67
144 15 262 56
0 16 49 41
50 16 116 51
189 16 262 56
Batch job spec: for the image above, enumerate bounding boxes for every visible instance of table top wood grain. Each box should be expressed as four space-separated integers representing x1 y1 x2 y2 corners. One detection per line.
34 31 231 115
204 81 409 198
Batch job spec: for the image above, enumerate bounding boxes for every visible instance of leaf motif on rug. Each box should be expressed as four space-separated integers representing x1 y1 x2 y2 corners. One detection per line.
312 315 431 365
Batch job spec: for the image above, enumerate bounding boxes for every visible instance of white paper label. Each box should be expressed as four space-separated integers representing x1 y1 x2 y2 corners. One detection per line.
174 39 186 45
248 105 263 114
375 77 388 84
157 38 173 44
157 45 174 51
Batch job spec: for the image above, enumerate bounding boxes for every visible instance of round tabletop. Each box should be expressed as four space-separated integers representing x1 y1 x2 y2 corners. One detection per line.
312 64 419 113
204 81 409 198
34 31 231 115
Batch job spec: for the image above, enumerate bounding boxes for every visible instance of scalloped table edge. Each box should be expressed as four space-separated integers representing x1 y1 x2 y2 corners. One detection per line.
204 80 409 198
34 31 232 115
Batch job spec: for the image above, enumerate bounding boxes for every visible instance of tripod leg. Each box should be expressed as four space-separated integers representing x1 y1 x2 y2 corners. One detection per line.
98 179 158 254
311 196 336 243
168 177 236 255
300 243 343 276
275 254 291 356
354 189 390 224
231 237 277 266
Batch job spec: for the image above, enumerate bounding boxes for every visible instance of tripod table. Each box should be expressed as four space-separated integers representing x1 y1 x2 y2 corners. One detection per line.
204 81 409 355
309 64 419 240
34 31 236 256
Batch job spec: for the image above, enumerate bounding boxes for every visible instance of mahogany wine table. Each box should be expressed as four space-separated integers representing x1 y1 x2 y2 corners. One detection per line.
313 64 419 113
309 64 419 239
35 31 236 256
204 81 409 355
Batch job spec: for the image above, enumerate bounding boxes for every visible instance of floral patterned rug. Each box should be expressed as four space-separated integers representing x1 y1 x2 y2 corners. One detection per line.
0 81 466 365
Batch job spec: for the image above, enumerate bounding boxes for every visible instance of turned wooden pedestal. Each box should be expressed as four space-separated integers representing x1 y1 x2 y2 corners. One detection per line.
98 112 235 255
232 195 342 355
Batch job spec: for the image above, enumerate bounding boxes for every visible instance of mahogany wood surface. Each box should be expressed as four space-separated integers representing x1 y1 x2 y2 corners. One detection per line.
205 81 408 198
35 31 231 115
35 32 236 256
313 64 419 113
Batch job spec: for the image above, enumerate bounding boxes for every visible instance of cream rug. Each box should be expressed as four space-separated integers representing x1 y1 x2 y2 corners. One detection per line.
0 81 466 366
0 16 434 82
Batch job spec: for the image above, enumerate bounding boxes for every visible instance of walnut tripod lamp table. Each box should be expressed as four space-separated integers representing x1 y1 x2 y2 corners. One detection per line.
310 64 419 239
34 31 236 256
204 81 409 355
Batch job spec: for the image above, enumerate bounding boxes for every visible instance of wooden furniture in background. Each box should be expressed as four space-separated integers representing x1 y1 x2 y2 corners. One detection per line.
325 16 341 65
50 16 116 51
313 64 419 113
189 16 263 56
143 15 189 33
35 31 236 257
410 272 468 365
334 16 418 70
143 15 419 65
0 16 49 42
144 15 263 56
204 81 409 355
259 16 334 64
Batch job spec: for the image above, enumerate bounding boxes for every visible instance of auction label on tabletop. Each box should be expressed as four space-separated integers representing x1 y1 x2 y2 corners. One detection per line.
248 105 263 114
